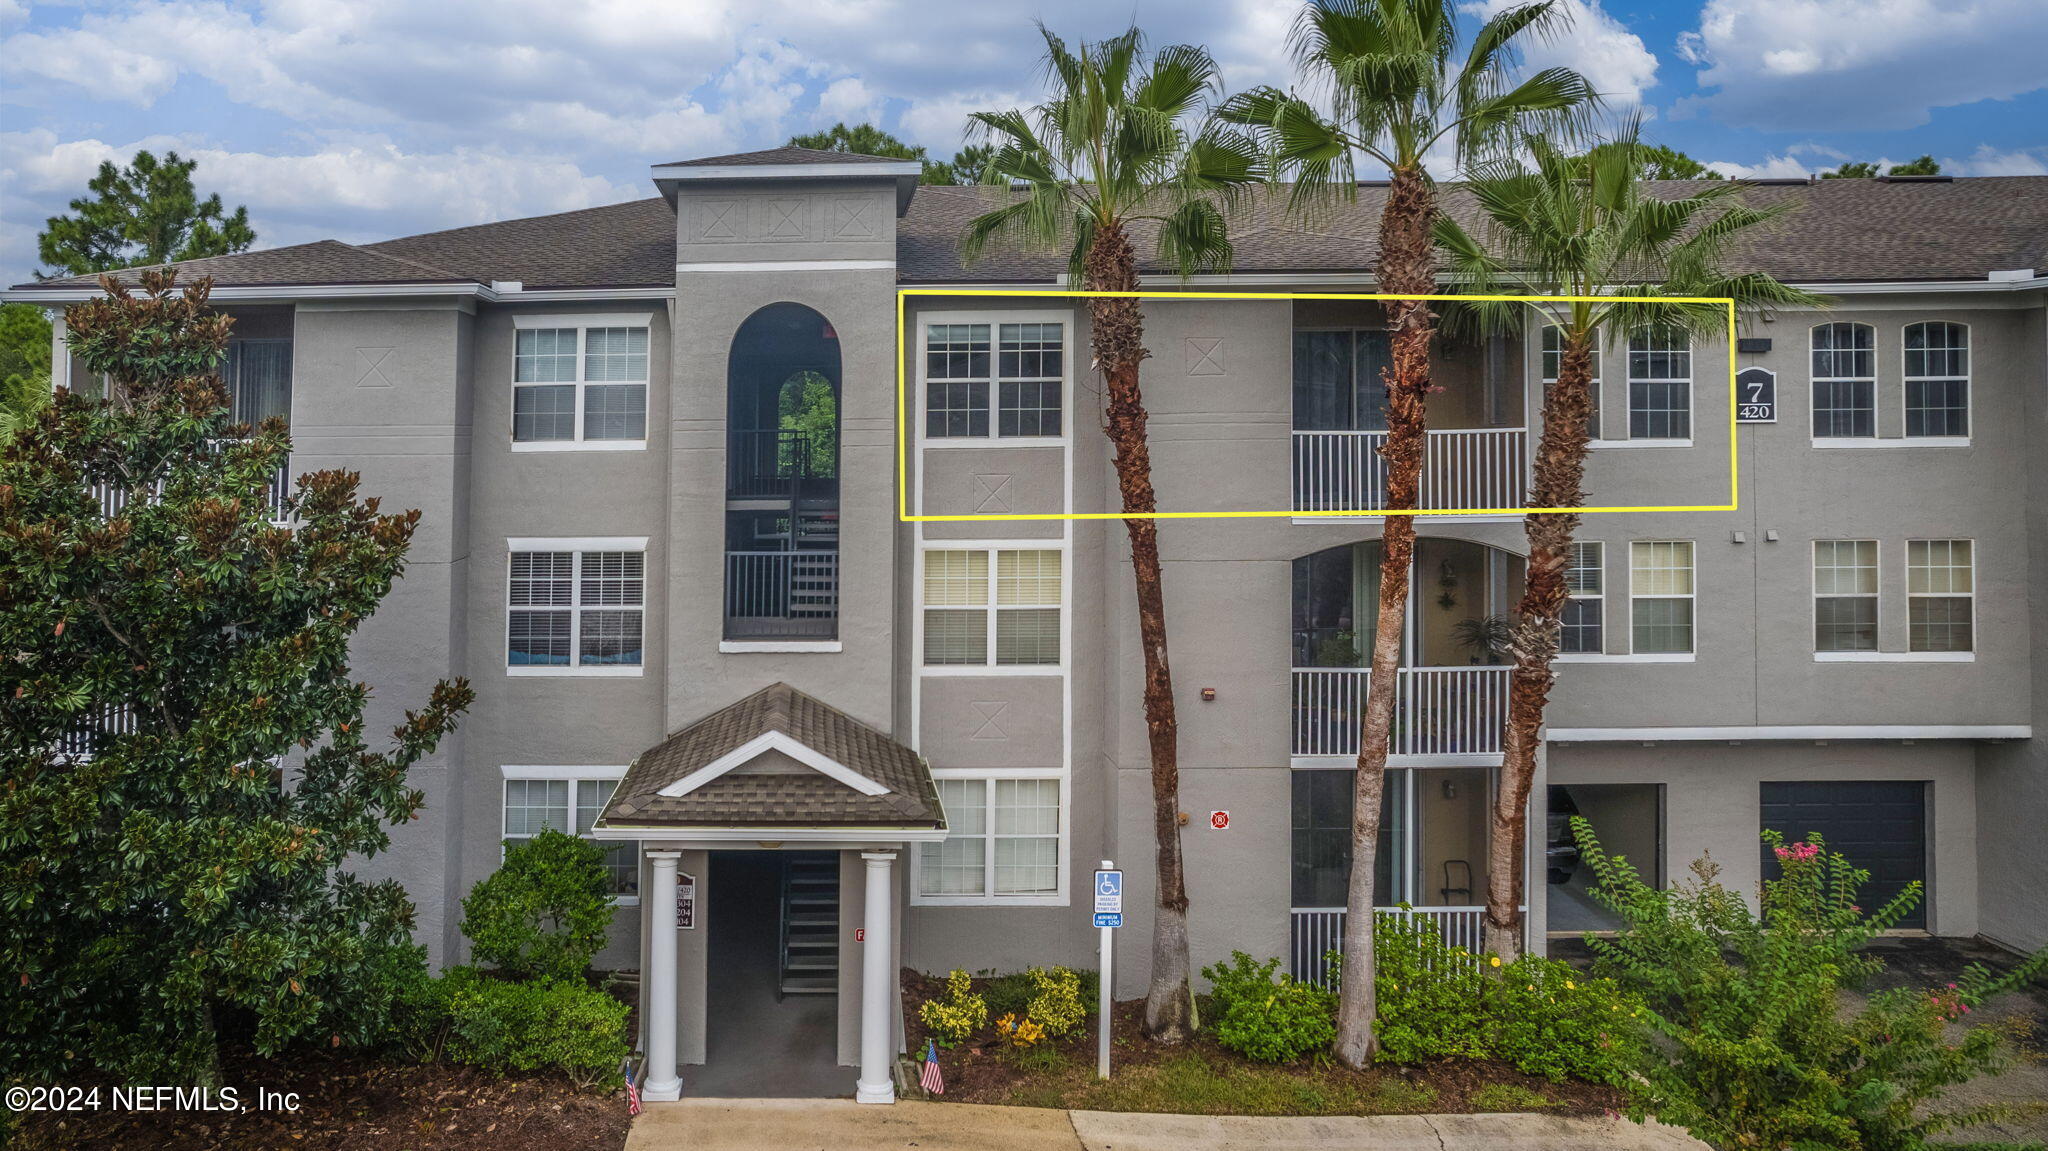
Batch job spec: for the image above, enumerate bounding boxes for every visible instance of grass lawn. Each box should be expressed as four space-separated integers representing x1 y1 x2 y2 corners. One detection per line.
902 970 1624 1117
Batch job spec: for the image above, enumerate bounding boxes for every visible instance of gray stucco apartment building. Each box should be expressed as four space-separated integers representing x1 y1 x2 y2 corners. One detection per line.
12 147 2048 1102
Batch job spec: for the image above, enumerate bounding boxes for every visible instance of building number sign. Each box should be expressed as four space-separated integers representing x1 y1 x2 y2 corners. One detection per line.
1736 367 1777 423
676 872 696 930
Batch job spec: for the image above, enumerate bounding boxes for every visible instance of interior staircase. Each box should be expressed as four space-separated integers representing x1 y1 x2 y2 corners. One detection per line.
778 852 839 997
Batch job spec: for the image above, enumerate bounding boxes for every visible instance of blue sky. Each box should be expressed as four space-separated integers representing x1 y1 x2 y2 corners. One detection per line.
4 0 2046 287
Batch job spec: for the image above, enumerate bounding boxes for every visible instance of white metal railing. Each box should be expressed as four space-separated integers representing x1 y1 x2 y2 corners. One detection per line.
55 702 139 761
88 459 291 524
1291 666 1510 758
724 550 840 640
1292 427 1527 514
1290 905 1521 984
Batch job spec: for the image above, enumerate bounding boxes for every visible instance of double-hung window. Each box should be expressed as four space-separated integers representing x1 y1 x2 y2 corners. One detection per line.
1907 540 1974 653
1904 323 1969 439
924 320 1066 439
1629 541 1695 655
1561 541 1605 654
512 317 650 448
919 777 1061 900
1626 326 1690 441
1811 323 1875 440
1813 540 1879 652
1541 325 1601 440
921 548 1063 667
507 540 647 674
501 768 638 898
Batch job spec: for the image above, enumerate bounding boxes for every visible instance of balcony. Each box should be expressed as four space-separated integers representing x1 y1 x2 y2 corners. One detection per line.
724 550 840 640
89 459 292 524
1290 905 1521 983
726 428 839 504
1292 427 1527 516
1291 666 1510 760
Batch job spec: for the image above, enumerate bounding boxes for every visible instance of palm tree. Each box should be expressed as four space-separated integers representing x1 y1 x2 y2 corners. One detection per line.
1220 0 1594 1068
1434 124 1823 960
964 25 1264 1043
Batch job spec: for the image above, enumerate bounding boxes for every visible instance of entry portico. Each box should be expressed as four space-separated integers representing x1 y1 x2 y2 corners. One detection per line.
594 682 946 1103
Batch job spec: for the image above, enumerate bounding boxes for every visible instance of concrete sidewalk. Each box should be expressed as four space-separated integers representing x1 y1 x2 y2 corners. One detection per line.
625 1097 1711 1150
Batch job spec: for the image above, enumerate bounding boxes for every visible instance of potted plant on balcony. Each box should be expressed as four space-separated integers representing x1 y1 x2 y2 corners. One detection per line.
1453 614 1514 665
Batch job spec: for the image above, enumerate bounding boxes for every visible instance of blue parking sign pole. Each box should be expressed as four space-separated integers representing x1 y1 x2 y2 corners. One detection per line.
1094 861 1121 1079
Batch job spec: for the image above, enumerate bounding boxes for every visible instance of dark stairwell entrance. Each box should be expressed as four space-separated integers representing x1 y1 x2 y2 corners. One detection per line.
690 850 844 1098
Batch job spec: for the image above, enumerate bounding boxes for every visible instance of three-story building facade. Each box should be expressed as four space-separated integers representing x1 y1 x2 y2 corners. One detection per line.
13 150 2047 1103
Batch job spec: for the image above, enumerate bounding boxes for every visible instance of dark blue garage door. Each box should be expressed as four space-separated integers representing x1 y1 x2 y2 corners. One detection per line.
1760 781 1927 929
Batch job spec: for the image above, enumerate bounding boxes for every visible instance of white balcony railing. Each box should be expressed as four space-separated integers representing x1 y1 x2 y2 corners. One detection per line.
1292 666 1510 759
89 459 291 524
1292 427 1527 515
1290 905 1520 984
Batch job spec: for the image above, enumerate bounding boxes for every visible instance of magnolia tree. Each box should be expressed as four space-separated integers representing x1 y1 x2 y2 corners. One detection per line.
0 270 471 1086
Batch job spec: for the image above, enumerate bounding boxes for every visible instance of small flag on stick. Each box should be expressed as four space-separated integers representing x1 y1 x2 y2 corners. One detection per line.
622 1057 643 1115
919 1039 944 1096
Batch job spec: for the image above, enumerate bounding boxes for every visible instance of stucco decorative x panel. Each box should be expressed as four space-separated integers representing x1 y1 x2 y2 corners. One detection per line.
969 701 1008 741
691 199 743 242
354 347 395 387
761 197 811 241
830 195 880 240
972 473 1011 513
1185 336 1226 376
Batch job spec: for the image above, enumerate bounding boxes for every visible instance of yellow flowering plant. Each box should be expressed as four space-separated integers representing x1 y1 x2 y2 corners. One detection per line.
918 968 988 1047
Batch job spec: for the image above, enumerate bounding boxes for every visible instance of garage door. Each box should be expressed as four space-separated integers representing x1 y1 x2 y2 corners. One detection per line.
1759 781 1926 929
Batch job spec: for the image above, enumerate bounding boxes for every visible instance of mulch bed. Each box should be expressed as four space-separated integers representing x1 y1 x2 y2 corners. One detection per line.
9 1050 635 1151
900 968 1625 1117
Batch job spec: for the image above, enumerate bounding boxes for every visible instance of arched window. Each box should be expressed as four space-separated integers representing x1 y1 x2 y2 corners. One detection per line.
1903 322 1968 438
1811 322 1875 439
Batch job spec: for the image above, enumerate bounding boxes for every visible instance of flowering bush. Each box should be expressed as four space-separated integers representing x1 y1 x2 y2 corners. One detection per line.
1024 965 1087 1038
1490 956 1641 1085
1368 912 1490 1063
1201 951 1336 1063
918 968 988 1046
994 1013 1046 1048
1578 820 2048 1151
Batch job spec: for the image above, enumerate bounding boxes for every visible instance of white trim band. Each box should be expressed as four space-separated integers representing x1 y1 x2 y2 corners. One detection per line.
1548 724 2030 742
677 260 896 273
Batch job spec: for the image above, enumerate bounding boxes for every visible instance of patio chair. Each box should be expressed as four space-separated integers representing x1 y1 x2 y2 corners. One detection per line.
1440 859 1473 903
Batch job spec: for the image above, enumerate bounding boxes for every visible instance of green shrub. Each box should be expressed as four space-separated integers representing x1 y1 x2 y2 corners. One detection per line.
429 967 628 1090
1025 966 1087 1038
1490 954 1640 1085
1369 912 1490 1063
459 830 615 982
1201 951 1336 1063
1580 820 2048 1151
919 969 988 1046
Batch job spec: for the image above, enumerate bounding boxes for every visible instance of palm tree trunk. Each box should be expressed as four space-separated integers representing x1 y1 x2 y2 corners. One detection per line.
1084 220 1196 1043
1334 165 1436 1070
1484 334 1595 961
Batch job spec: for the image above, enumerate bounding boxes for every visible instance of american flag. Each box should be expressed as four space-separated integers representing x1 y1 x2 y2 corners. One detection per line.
622 1058 643 1115
919 1040 944 1095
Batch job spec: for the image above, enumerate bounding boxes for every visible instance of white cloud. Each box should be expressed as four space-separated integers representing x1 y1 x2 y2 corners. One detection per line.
816 77 881 127
1701 142 1844 179
1676 0 2048 129
1461 0 1659 106
1944 144 2048 177
898 89 1025 156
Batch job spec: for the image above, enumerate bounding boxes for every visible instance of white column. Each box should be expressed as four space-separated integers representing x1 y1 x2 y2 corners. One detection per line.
855 850 896 1104
643 850 682 1102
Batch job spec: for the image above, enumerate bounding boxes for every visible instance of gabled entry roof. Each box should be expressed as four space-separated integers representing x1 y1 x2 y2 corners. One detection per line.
599 683 943 830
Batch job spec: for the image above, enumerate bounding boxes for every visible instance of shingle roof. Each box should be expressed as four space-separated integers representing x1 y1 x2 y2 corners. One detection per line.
11 175 2046 294
601 683 942 830
366 197 676 289
663 145 914 168
22 239 476 291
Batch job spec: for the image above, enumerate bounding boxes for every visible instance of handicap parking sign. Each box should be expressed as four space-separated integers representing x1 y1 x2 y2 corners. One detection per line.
1094 912 1123 928
1094 869 1123 915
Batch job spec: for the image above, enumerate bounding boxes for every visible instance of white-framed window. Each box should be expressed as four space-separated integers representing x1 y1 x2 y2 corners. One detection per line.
1561 540 1604 654
922 317 1067 441
501 766 638 901
1629 541 1695 655
1541 324 1601 440
917 776 1062 902
1813 540 1879 652
1907 539 1974 653
1904 322 1969 439
1626 325 1690 441
1811 322 1876 440
921 548 1063 667
507 538 648 675
511 314 652 450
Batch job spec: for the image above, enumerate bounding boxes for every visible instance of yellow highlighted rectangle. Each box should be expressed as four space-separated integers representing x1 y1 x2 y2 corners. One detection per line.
895 289 1738 522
